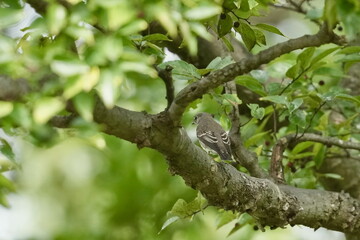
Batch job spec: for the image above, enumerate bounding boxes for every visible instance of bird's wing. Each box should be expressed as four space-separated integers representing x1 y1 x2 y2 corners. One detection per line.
197 130 222 153
220 132 232 155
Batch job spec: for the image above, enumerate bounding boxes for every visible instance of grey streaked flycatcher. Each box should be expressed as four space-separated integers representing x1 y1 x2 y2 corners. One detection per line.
193 112 232 160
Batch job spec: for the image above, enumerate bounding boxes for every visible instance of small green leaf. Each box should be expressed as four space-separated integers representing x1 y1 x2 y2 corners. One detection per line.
47 4 67 35
311 47 340 65
158 60 201 81
206 56 235 70
0 8 23 28
289 109 307 128
247 104 265 120
159 216 180 233
221 36 234 52
319 173 343 180
143 33 172 42
253 28 266 45
51 60 89 77
289 152 315 160
0 173 15 192
217 211 237 229
285 64 300 79
298 47 316 70
255 23 285 36
0 101 13 118
185 5 222 20
0 139 15 162
223 94 242 106
313 143 327 168
335 93 360 106
217 13 233 38
323 0 337 30
236 22 256 51
292 141 314 155
260 95 287 105
235 75 266 96
337 46 360 54
33 97 65 124
73 92 95 122
244 131 269 147
97 69 121 108
287 98 303 114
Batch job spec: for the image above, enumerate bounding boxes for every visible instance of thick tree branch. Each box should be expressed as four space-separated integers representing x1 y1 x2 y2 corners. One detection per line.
168 24 342 124
87 102 360 234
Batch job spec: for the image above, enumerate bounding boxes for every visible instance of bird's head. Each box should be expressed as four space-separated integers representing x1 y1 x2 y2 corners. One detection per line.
193 112 214 124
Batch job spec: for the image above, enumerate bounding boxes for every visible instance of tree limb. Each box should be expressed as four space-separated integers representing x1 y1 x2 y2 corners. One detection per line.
88 102 360 234
168 24 343 124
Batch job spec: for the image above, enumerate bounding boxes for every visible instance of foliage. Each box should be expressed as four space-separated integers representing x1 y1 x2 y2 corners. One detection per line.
0 0 360 239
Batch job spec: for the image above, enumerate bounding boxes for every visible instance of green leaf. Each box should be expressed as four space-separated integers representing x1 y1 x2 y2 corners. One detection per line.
247 104 265 120
337 46 360 54
236 22 256 51
319 173 343 180
120 62 157 77
185 5 222 20
285 64 300 79
51 60 90 77
244 131 269 147
0 173 15 192
253 28 266 45
235 75 266 96
335 52 360 62
206 56 234 70
311 47 340 65
142 33 172 42
158 60 201 81
168 192 207 219
223 94 242 106
47 3 67 35
216 211 238 229
189 22 213 40
298 47 316 70
260 95 287 105
33 97 65 124
0 139 15 162
335 93 360 106
0 101 13 118
217 13 233 38
159 216 180 233
227 223 243 237
323 0 338 30
289 152 315 160
287 98 303 114
0 8 23 28
221 36 234 52
118 20 148 35
292 141 314 154
289 109 307 128
255 23 285 36
73 92 95 122
97 69 121 108
313 143 327 168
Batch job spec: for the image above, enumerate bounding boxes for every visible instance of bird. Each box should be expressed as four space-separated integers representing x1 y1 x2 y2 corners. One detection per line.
193 112 232 160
